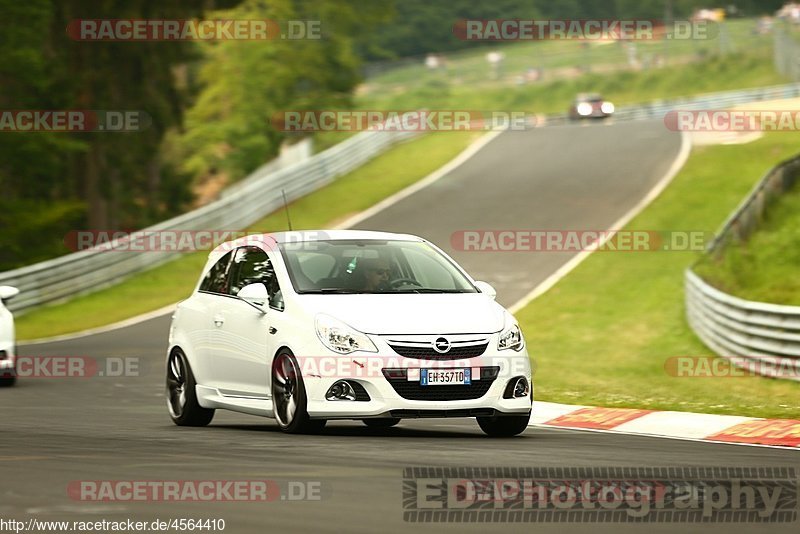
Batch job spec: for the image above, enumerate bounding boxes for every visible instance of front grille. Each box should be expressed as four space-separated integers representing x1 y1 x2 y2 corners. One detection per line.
385 366 498 401
349 381 371 401
388 342 488 361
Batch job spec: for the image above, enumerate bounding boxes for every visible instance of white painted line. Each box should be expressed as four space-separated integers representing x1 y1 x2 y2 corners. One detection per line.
612 411 756 440
529 401 798 450
18 303 177 346
336 130 504 230
529 423 800 451
509 130 692 314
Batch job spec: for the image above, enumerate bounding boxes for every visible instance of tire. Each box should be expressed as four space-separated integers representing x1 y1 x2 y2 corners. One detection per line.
363 418 400 428
0 356 16 387
166 349 215 427
272 350 326 434
477 413 530 437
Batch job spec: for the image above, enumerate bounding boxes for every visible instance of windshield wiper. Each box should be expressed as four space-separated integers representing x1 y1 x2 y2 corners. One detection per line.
394 288 473 294
300 288 360 294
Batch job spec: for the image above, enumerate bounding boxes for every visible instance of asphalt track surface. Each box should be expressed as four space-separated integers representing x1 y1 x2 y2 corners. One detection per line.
4 120 797 534
354 119 685 306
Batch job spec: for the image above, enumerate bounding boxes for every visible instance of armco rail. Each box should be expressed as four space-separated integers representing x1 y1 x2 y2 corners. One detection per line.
3 82 800 314
539 82 800 126
0 128 417 313
685 154 800 381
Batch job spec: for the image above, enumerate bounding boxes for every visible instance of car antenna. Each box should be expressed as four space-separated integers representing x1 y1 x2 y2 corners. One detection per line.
281 189 293 231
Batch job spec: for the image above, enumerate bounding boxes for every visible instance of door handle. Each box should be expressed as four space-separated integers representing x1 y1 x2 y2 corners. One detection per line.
213 314 224 327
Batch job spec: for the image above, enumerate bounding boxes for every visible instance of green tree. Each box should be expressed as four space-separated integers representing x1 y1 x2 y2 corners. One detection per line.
177 0 391 183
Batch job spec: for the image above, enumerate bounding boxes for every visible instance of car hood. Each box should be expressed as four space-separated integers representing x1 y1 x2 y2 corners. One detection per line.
296 293 507 335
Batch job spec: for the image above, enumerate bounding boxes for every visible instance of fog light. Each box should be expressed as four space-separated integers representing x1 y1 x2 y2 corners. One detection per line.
326 380 357 401
513 377 529 398
503 376 529 399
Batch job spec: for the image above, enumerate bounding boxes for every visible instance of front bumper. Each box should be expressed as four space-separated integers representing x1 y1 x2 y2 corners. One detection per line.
0 344 15 374
297 335 533 419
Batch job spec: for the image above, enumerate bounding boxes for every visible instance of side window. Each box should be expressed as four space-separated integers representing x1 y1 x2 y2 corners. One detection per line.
199 251 233 294
229 247 284 310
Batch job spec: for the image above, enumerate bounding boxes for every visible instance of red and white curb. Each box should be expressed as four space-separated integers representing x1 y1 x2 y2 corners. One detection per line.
530 401 800 449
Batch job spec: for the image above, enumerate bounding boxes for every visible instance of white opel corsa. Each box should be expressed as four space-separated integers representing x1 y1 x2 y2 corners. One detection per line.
166 231 532 436
0 285 20 387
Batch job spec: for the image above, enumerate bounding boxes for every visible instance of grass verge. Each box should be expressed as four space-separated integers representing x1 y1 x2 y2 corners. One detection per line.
363 19 770 95
514 133 800 419
359 50 784 114
16 131 479 340
694 177 800 305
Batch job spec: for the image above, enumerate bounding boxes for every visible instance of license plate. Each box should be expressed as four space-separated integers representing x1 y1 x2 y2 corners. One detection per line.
420 368 471 386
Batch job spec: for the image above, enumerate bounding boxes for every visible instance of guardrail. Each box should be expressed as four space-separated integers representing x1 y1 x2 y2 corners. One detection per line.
4 81 800 315
0 128 416 313
539 82 800 126
685 154 800 380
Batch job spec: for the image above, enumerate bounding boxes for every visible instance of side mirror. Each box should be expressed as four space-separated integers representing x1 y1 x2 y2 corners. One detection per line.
474 281 497 300
0 286 19 303
238 283 269 313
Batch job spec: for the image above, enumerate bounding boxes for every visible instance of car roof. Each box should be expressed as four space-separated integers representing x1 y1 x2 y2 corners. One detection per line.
575 92 603 101
209 229 424 258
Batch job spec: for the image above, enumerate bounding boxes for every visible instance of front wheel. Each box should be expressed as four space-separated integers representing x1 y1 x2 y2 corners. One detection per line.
0 374 15 387
477 413 530 437
0 352 17 387
166 349 214 426
272 351 326 434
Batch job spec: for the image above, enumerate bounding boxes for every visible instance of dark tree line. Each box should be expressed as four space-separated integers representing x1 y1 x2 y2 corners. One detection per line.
364 0 787 59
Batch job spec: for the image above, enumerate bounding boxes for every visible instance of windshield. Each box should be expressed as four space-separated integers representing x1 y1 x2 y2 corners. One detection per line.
278 239 478 294
577 93 603 103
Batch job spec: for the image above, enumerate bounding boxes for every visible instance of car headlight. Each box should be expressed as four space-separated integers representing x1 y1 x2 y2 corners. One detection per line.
600 102 615 114
576 103 593 116
498 323 524 352
315 314 377 354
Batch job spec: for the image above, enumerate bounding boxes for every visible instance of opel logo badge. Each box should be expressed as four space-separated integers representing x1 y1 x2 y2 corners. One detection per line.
432 337 451 353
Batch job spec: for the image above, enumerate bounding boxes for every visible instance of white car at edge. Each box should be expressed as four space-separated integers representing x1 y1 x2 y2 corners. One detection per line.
0 285 20 387
166 230 533 436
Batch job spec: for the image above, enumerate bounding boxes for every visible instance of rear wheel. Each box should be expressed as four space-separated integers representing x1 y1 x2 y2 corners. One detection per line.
362 418 400 428
166 349 214 426
477 413 530 437
272 351 326 434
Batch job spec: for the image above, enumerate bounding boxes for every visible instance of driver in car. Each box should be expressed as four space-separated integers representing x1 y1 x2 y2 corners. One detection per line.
359 257 391 291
